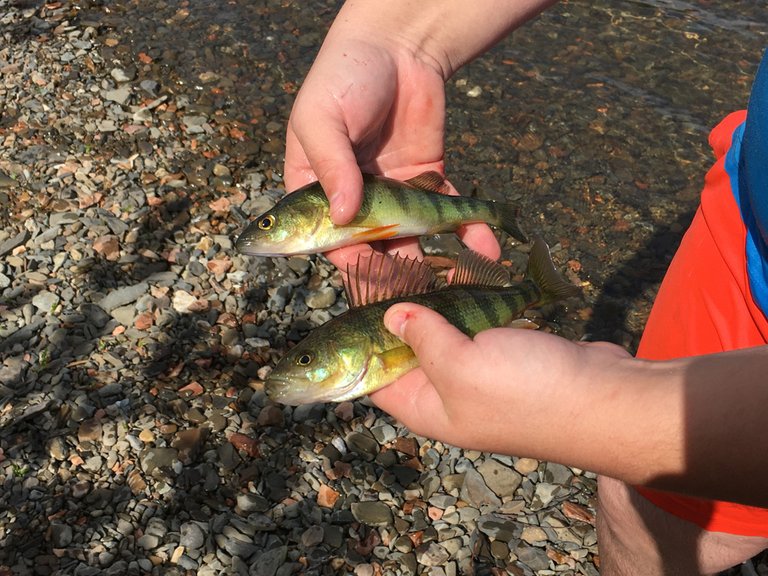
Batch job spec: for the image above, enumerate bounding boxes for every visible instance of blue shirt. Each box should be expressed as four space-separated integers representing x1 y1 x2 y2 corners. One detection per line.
726 48 768 312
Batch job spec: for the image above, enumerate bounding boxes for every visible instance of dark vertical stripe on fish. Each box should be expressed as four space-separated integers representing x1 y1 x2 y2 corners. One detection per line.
427 190 447 223
393 187 412 214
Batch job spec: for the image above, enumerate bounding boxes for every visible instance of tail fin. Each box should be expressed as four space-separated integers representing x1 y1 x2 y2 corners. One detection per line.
494 202 528 243
526 237 581 305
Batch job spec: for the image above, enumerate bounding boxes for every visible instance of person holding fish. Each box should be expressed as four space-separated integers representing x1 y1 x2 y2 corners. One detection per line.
276 0 768 573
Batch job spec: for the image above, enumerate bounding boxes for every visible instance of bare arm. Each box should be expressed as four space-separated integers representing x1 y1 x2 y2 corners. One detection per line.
371 303 768 508
284 0 556 265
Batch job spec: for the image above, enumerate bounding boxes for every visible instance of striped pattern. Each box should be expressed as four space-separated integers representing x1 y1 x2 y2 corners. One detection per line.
236 173 525 257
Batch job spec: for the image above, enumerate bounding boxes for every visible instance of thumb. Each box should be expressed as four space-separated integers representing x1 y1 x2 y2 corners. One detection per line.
384 302 473 386
286 111 363 225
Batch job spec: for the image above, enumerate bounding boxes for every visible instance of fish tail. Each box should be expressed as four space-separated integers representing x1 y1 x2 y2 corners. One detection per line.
526 237 581 305
493 203 528 243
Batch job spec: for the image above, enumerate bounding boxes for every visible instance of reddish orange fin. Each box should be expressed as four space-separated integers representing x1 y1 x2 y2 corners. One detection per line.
351 224 400 242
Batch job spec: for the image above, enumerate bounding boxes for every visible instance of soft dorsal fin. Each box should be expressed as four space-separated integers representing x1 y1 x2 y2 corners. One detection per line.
344 251 445 307
451 250 512 287
404 171 452 195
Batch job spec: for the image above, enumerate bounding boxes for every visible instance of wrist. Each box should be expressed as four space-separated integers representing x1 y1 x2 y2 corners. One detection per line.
330 0 557 81
567 350 685 484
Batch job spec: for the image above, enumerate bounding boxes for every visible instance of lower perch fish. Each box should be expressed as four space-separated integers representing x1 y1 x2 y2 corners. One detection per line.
264 237 580 405
235 172 527 256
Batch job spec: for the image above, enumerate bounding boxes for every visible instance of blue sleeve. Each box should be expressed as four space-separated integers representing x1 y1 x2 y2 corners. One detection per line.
740 48 768 244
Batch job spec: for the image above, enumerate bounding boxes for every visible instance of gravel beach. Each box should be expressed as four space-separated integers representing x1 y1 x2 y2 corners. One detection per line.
1 1 766 575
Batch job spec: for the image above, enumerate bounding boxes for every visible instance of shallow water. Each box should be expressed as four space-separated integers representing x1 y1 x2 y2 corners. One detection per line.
85 0 768 347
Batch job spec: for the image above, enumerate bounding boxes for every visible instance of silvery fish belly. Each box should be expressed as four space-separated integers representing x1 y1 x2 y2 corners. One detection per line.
235 172 527 256
263 237 580 405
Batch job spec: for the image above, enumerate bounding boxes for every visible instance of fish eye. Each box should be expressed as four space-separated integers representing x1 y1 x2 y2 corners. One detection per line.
258 214 275 230
296 353 313 366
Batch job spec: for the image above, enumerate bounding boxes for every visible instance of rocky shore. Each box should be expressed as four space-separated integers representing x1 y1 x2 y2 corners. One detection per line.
1 1 766 575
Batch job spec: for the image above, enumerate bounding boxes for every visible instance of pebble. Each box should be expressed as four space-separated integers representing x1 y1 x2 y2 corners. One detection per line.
1 3 747 576
460 467 502 508
415 542 450 567
477 457 523 498
351 502 394 526
180 521 206 550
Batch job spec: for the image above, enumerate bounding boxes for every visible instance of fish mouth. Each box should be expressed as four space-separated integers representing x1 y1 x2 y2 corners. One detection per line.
264 361 369 405
235 234 305 258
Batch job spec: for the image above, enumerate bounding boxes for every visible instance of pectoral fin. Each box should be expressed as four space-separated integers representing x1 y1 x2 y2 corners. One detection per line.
351 224 400 242
375 345 418 375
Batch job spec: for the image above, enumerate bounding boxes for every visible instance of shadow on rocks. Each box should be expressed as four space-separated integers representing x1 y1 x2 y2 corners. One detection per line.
584 208 696 353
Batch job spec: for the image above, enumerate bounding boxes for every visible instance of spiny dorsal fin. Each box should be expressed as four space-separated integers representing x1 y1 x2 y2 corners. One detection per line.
344 251 445 307
404 171 452 195
451 250 512 287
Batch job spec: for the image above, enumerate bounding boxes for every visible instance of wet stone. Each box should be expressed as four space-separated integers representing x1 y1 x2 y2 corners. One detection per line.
346 431 379 460
351 501 393 526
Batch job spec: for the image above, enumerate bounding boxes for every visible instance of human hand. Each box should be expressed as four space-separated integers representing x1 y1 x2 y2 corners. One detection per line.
284 30 499 269
370 302 632 460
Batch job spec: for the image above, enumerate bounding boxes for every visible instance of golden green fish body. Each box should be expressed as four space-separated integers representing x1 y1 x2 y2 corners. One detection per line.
264 281 545 405
235 173 526 256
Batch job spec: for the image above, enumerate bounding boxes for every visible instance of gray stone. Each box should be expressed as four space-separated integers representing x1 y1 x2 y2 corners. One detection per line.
460 468 501 508
137 534 160 549
236 492 269 513
351 501 393 526
346 431 379 460
50 523 73 547
305 286 336 309
31 290 60 313
477 458 522 499
415 542 450 567
300 525 324 548
104 86 131 104
180 521 206 549
531 482 563 510
477 515 521 542
97 282 149 313
370 423 397 444
140 448 179 477
541 462 574 485
515 543 551 571
251 545 287 576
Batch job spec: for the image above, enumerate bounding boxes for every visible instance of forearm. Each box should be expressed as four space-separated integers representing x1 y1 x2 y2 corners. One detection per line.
560 345 768 507
326 0 558 79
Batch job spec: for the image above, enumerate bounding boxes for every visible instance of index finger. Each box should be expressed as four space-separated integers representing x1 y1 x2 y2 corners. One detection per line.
285 104 364 225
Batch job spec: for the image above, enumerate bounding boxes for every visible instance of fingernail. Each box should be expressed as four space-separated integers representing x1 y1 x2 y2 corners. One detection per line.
384 308 408 338
329 191 349 225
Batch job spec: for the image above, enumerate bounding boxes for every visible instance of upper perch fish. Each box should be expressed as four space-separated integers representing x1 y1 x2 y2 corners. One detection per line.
264 237 580 405
235 172 527 256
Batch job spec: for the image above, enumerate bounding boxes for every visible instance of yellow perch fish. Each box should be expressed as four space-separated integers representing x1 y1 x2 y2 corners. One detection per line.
235 172 527 256
264 237 580 405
